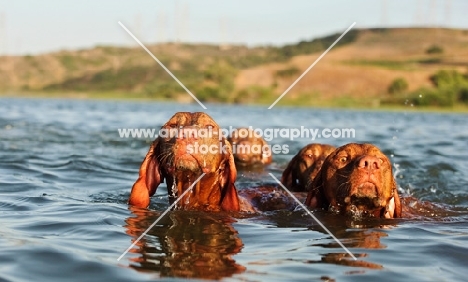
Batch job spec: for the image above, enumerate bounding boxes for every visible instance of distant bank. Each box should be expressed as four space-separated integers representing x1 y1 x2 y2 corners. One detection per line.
1 28 468 111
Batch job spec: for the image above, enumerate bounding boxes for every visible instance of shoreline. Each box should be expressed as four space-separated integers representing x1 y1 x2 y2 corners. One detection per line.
2 91 467 114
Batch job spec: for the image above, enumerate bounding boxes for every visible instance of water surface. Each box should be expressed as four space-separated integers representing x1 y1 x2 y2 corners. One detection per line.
1 97 467 281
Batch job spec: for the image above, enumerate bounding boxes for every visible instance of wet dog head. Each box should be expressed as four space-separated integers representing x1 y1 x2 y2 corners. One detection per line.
158 112 226 175
129 112 239 211
281 143 335 192
305 143 402 218
228 127 272 167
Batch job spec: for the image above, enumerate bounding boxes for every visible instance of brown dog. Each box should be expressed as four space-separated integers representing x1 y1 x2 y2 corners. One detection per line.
228 127 272 167
305 143 402 218
281 143 336 192
128 112 244 211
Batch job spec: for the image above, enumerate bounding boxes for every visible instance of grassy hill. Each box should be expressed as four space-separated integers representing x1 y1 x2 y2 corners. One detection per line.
1 28 468 109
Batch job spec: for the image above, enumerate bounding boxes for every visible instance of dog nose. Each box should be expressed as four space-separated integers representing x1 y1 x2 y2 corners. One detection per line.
358 155 380 170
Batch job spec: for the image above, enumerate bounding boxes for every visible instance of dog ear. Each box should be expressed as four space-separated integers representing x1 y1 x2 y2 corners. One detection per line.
281 154 299 189
128 140 162 208
219 139 240 211
145 140 163 197
304 165 328 209
391 180 402 218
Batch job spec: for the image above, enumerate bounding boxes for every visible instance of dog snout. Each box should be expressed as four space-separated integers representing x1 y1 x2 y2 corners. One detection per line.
358 155 380 170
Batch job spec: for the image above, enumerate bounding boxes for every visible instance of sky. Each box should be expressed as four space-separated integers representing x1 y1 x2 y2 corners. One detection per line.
0 0 467 55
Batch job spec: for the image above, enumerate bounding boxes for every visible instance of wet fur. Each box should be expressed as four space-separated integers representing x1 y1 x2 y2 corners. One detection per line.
281 143 336 192
305 143 402 218
128 112 242 211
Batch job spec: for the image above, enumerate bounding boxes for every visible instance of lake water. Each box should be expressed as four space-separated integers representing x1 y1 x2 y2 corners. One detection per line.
1 97 467 281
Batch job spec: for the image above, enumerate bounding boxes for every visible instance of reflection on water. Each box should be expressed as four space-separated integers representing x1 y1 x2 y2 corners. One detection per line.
125 208 245 279
309 224 393 269
119 194 468 279
124 204 408 279
269 211 396 270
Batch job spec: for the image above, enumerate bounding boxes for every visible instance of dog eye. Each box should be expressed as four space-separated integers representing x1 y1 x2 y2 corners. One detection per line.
339 156 348 163
167 123 178 128
307 154 313 158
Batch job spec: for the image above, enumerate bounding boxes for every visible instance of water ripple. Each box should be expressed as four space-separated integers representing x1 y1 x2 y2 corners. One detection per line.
1 98 467 281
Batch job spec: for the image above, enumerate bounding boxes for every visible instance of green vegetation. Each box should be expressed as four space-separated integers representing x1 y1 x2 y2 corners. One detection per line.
58 54 79 71
279 30 359 58
417 58 442 64
344 59 414 71
426 44 444 54
412 70 468 107
39 34 357 102
383 70 468 107
388 77 409 95
344 58 448 70
233 86 275 104
276 66 300 78
11 30 359 98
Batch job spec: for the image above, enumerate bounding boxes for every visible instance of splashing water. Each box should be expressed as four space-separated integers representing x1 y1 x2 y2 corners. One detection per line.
171 181 177 198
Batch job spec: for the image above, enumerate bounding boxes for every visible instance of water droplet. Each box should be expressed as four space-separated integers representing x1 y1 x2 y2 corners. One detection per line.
171 182 177 197
184 188 193 205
